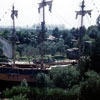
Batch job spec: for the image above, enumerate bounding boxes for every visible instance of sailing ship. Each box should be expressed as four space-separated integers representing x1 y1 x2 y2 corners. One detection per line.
0 0 53 85
0 0 96 86
67 0 92 60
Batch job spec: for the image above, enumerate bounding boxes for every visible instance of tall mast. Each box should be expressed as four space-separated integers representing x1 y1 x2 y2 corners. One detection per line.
75 0 92 60
11 5 18 67
38 0 52 69
38 0 52 43
81 0 85 27
41 0 46 42
43 0 45 25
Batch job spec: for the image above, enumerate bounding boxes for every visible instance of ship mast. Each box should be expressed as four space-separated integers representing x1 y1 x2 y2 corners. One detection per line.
42 0 45 35
75 0 92 61
38 0 52 69
38 0 52 43
11 5 18 67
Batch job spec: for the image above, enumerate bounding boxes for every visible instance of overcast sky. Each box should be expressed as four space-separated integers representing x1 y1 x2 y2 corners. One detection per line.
0 0 100 29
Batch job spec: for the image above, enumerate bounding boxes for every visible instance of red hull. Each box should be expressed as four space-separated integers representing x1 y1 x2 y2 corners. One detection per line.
0 73 36 83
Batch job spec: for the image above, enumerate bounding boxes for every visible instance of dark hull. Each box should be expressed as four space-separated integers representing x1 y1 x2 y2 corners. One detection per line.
0 73 36 83
0 65 49 87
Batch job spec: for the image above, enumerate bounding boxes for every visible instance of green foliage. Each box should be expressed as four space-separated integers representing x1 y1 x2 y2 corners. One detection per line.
28 88 78 100
69 85 80 100
2 30 10 39
71 27 86 40
83 41 92 56
90 36 100 72
49 66 80 89
79 71 100 100
79 35 100 74
37 42 50 56
3 71 100 100
36 73 51 88
21 79 28 87
61 30 73 47
16 44 25 57
3 86 30 98
52 27 60 38
82 34 90 41
79 57 91 76
47 88 67 100
55 39 67 55
9 94 27 100
87 25 98 39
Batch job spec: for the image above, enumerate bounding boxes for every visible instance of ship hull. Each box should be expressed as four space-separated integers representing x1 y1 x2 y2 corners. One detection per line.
0 73 36 83
0 66 49 86
0 73 36 90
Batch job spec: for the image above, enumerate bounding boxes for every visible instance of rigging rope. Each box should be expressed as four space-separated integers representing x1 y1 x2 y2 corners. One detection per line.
76 16 81 28
0 11 8 21
86 14 92 26
91 0 100 13
53 10 73 28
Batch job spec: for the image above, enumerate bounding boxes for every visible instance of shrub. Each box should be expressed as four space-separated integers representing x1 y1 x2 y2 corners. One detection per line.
36 73 51 88
79 57 91 76
3 86 30 98
79 71 100 100
68 85 80 100
9 94 27 100
21 79 28 87
28 88 67 100
47 88 67 100
49 66 80 89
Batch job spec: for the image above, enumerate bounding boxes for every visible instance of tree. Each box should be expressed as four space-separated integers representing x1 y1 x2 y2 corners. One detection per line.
87 25 98 39
52 27 61 38
36 73 50 88
90 36 100 72
55 39 68 55
61 30 73 47
79 35 100 75
49 66 80 89
79 71 100 100
23 45 39 63
16 44 25 57
2 30 10 39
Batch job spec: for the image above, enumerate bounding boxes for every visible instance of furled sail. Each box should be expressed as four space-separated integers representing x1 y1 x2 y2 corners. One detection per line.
0 36 13 58
38 0 52 13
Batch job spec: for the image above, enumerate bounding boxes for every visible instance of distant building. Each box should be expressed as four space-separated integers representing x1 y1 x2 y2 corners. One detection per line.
47 35 55 41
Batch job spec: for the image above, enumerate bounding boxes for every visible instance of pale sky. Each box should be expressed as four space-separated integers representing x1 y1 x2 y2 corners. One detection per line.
0 0 100 29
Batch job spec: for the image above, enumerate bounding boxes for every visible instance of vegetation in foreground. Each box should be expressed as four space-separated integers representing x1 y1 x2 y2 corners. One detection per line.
1 69 100 100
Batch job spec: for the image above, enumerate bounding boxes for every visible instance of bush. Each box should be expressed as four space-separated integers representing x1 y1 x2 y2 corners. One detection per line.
79 57 91 76
47 88 67 100
21 79 28 87
90 37 100 73
29 88 68 100
47 88 79 100
3 86 30 98
36 73 51 88
49 66 80 89
68 85 80 100
79 71 100 100
9 94 27 100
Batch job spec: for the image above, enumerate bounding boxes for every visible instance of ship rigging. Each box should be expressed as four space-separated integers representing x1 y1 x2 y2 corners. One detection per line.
11 5 18 67
75 0 92 61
